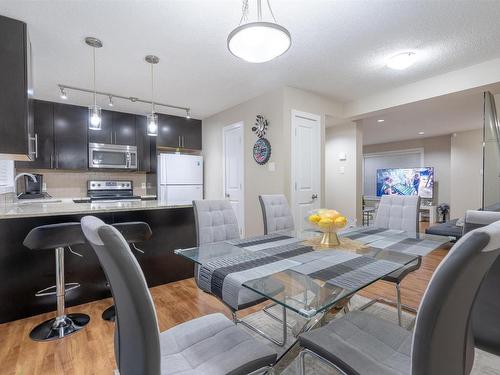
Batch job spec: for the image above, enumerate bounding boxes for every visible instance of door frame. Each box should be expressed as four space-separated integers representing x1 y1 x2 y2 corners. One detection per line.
222 121 245 236
290 109 322 232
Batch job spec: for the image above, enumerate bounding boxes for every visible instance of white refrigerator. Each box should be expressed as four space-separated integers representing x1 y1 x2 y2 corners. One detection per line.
158 153 203 205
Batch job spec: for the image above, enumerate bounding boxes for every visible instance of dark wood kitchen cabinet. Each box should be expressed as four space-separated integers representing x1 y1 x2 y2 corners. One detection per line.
53 103 88 170
0 15 34 161
88 110 113 144
113 112 136 145
157 113 201 150
16 100 54 169
88 110 136 146
135 115 152 172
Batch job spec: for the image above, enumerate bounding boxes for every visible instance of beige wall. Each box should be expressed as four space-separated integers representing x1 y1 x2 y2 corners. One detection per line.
15 168 147 198
202 88 285 236
450 129 483 218
202 86 344 236
325 122 363 223
363 135 452 205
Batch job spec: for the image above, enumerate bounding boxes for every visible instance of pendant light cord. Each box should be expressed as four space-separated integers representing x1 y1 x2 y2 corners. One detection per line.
151 62 155 114
93 46 97 107
239 0 277 24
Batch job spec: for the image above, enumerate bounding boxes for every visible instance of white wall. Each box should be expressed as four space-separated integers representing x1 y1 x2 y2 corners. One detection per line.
325 122 363 223
363 135 452 205
450 129 483 218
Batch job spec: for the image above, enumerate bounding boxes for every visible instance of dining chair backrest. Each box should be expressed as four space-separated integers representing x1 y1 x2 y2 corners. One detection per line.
463 210 500 355
259 194 295 234
192 199 240 245
81 216 161 375
374 195 420 235
411 219 500 375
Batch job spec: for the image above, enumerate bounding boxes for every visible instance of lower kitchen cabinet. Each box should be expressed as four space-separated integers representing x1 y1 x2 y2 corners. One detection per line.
0 207 195 323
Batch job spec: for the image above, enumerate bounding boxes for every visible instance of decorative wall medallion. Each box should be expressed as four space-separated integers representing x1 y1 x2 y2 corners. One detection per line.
253 138 272 165
252 114 268 138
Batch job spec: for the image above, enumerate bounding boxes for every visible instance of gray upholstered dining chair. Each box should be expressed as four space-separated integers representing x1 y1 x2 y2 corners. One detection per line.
259 194 295 234
463 210 500 355
81 215 277 375
192 199 287 346
365 194 421 325
298 219 500 375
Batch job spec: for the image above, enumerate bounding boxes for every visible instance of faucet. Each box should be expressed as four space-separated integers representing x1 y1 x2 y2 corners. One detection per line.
14 173 37 197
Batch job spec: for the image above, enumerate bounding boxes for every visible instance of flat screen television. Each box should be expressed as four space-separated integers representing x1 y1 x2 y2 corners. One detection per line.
376 167 434 199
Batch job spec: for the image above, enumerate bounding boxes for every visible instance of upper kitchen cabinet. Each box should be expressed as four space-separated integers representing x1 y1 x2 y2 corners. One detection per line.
53 103 88 170
135 115 151 172
88 110 113 144
0 15 34 161
88 110 136 146
112 112 136 145
182 119 202 150
157 113 201 150
15 100 54 169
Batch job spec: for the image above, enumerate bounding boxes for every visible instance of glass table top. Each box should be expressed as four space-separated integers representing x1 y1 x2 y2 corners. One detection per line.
175 228 451 317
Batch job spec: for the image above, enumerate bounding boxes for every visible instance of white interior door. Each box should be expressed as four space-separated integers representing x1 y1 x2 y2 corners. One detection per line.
223 122 245 236
291 110 321 233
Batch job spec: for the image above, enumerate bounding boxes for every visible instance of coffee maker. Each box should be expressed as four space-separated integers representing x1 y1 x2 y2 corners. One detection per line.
18 174 46 199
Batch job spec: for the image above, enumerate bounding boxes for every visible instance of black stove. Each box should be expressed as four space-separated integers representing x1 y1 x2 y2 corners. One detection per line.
87 180 141 202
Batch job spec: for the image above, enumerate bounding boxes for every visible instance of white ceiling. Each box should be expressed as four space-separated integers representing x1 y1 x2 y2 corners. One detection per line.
1 0 500 119
359 91 484 145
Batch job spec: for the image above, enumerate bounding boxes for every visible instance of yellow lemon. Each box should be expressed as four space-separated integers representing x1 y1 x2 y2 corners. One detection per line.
318 218 334 229
334 216 347 228
308 214 321 223
322 210 340 221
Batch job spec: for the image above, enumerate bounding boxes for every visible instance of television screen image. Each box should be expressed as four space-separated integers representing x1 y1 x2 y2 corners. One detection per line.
376 167 434 199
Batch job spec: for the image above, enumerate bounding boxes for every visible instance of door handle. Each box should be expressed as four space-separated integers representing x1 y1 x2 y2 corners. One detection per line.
34 133 38 158
312 193 318 200
225 193 230 198
50 154 53 169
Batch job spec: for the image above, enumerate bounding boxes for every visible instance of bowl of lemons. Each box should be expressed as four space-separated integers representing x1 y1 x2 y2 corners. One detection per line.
307 209 348 247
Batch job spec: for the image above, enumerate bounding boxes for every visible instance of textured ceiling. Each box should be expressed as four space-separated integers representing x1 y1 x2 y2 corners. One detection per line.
359 91 485 145
1 0 500 119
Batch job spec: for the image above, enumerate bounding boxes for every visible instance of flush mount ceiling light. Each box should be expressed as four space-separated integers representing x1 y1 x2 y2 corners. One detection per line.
418 131 425 135
85 37 103 130
387 52 416 70
227 0 291 63
145 55 159 137
377 119 385 123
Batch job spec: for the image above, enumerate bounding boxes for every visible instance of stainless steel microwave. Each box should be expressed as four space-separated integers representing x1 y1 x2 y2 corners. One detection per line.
88 143 137 169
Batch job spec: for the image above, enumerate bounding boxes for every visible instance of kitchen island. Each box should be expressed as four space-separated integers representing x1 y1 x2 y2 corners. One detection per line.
0 199 196 323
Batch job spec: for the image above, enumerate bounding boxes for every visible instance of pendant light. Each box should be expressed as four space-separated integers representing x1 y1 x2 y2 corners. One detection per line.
227 0 291 63
85 37 103 130
145 55 159 137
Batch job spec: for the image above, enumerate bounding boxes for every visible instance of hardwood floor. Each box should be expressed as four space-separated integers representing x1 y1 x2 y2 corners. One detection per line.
0 232 450 375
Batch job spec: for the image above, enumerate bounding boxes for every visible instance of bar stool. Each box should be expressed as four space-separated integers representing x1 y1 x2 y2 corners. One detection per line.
101 221 152 321
23 222 90 341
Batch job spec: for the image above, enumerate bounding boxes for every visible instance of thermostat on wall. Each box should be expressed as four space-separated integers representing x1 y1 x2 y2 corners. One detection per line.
338 152 347 161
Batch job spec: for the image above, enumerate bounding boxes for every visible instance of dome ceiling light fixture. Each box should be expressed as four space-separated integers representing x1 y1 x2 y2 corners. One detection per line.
227 0 291 63
387 52 416 70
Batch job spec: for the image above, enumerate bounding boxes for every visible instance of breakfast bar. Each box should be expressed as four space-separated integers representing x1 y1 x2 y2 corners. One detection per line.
0 199 196 323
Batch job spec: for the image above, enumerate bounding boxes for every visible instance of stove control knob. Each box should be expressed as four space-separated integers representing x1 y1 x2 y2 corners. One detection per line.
91 183 95 187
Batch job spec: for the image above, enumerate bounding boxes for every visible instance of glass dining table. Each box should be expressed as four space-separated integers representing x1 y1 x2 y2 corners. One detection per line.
174 227 453 319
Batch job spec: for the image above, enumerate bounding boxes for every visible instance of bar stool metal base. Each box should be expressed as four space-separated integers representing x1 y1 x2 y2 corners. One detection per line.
29 313 90 341
102 305 116 321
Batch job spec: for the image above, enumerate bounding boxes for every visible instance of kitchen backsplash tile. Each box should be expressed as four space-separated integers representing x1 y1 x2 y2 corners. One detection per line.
15 169 148 198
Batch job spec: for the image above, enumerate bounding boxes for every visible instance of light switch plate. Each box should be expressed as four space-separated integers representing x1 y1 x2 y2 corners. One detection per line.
338 152 347 161
339 166 345 174
141 183 146 189
268 162 276 172
42 183 47 192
